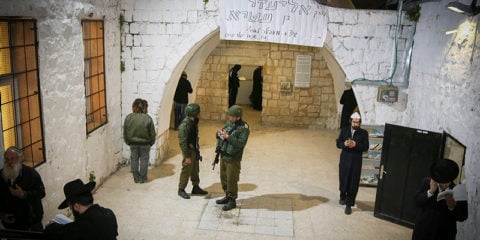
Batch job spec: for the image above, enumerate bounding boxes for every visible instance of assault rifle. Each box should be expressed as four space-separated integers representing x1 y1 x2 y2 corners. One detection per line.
212 131 226 170
212 146 221 170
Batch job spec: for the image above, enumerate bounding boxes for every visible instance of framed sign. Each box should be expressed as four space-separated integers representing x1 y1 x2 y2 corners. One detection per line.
295 55 311 88
280 81 292 92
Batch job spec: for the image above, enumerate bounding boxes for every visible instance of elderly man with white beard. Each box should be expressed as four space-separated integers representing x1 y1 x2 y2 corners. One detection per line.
0 146 46 231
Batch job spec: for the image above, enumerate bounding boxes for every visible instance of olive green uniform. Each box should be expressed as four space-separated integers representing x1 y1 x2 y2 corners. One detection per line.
217 119 249 199
178 117 201 189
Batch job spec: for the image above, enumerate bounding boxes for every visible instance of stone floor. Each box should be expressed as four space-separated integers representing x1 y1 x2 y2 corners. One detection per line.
92 106 413 240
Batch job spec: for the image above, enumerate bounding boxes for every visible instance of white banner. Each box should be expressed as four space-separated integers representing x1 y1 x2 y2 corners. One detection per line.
219 0 328 47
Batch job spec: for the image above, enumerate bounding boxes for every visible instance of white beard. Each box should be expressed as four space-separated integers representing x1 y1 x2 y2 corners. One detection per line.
1 162 22 185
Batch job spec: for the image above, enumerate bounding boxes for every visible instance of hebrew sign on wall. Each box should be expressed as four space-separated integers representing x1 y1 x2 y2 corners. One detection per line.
219 0 328 47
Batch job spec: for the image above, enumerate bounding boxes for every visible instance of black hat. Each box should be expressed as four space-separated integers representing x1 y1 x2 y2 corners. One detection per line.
58 179 96 209
430 158 459 184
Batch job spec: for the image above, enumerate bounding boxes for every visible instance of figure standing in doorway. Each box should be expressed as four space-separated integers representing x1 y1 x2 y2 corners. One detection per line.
123 98 156 183
249 66 263 111
336 112 369 215
228 64 242 108
339 82 357 129
173 71 193 130
412 158 468 240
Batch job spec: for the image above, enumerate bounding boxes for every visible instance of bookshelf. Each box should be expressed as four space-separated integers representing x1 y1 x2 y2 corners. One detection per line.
360 125 384 187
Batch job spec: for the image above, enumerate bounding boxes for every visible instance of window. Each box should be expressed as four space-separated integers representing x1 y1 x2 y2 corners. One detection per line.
0 19 46 167
82 20 107 134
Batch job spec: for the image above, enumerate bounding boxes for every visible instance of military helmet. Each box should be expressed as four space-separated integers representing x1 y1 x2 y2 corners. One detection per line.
185 103 200 117
227 105 242 117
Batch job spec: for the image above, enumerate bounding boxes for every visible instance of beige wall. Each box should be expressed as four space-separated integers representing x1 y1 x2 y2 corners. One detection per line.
196 40 338 129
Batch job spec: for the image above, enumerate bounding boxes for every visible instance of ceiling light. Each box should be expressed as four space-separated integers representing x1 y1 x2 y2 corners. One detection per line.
447 0 480 16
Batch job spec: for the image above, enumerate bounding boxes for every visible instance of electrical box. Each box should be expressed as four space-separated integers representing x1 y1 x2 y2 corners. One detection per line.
377 86 399 103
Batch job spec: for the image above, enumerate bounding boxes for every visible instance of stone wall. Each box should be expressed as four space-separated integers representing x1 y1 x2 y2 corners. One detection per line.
196 41 337 129
325 8 415 125
404 1 480 238
0 0 123 223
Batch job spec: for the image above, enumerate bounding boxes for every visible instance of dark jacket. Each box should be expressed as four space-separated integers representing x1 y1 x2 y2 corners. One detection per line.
412 177 468 240
0 165 45 230
45 204 118 240
228 67 240 90
174 76 193 104
339 89 357 128
336 126 369 195
178 117 198 159
123 113 156 146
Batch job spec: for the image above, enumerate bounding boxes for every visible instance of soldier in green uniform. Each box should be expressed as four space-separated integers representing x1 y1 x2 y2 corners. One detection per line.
177 103 208 199
215 105 250 211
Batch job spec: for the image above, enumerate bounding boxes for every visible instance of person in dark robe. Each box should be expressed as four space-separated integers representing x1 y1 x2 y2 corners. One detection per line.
0 146 45 231
335 112 369 215
249 66 263 111
228 64 241 108
45 179 118 240
412 158 468 240
339 82 357 129
173 71 193 130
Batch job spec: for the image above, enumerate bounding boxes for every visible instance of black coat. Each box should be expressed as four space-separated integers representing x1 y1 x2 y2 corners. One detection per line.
412 178 468 240
336 126 369 195
339 89 357 128
173 77 193 104
45 204 118 240
0 165 45 230
249 67 263 110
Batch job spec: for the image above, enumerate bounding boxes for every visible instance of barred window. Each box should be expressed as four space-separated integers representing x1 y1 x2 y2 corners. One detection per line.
82 20 107 134
0 19 46 167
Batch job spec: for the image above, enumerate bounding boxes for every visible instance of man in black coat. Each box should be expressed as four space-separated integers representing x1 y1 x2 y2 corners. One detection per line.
174 71 193 130
45 179 118 240
412 158 468 240
339 84 357 129
336 112 369 215
228 64 241 108
249 66 263 111
0 146 45 231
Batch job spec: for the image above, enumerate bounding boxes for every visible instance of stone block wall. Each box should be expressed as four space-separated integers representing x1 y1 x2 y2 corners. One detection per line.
196 41 337 129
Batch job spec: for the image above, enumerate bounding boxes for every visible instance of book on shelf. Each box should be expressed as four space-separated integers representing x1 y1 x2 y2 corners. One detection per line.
369 143 383 151
365 151 381 159
367 128 384 138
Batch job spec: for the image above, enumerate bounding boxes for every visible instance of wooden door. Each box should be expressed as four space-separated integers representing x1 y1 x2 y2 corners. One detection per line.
374 123 443 228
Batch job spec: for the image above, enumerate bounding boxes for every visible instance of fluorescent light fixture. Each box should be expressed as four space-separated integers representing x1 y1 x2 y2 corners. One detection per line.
445 29 458 35
447 0 480 16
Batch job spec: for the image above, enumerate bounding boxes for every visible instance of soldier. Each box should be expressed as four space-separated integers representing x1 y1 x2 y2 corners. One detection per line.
215 105 250 211
177 103 208 199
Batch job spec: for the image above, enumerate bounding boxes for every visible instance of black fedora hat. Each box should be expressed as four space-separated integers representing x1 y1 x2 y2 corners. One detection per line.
58 179 96 209
430 158 459 184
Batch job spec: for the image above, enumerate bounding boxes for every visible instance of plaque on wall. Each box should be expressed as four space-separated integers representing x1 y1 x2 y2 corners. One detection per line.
294 55 311 88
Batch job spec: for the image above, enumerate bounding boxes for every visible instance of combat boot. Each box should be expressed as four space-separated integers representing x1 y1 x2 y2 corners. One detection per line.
216 195 229 204
222 197 236 211
178 189 190 199
191 185 208 195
